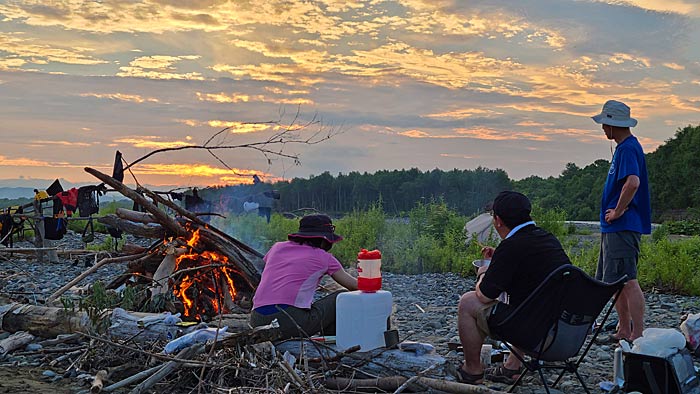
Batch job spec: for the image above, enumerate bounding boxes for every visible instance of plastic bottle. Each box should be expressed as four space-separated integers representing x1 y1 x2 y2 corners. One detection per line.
613 345 624 387
357 249 382 292
164 326 231 354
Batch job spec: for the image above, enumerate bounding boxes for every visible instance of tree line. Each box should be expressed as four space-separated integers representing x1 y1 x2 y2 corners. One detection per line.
7 125 695 223
226 124 698 221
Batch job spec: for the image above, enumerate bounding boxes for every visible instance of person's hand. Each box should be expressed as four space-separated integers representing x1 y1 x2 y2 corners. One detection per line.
605 207 628 224
477 265 488 276
481 246 495 259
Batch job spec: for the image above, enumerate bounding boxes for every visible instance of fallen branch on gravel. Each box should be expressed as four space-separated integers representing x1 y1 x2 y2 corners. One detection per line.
324 376 507 394
46 253 147 303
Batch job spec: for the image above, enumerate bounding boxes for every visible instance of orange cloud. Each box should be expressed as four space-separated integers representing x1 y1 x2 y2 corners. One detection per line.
0 155 53 167
424 108 502 120
30 140 93 147
454 127 550 141
0 32 108 66
114 137 192 149
195 91 313 105
129 163 281 185
663 62 685 70
117 55 204 80
80 93 161 103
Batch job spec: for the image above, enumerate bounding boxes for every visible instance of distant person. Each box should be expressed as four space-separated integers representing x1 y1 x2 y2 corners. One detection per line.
591 100 651 342
456 191 570 384
250 214 358 339
251 175 273 223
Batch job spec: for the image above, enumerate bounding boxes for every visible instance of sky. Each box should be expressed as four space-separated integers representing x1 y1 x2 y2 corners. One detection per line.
1 0 699 189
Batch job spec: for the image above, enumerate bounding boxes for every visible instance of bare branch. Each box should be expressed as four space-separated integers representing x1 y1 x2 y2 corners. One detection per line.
122 109 340 176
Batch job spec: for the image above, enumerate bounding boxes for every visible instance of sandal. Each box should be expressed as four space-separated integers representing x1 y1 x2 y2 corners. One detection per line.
594 333 630 345
455 364 484 385
485 364 521 384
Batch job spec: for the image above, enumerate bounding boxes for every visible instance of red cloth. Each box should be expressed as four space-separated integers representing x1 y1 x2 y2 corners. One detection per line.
56 188 79 216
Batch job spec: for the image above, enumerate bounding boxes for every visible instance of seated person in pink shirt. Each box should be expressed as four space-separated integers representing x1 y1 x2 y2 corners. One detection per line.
250 214 358 338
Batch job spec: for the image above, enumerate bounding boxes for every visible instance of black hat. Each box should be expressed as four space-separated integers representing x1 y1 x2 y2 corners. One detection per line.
492 191 532 222
288 214 343 243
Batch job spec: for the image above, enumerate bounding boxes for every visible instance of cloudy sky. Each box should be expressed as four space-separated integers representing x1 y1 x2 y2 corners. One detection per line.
1 0 699 188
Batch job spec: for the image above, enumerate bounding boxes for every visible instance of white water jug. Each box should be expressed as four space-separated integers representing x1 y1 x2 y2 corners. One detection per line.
336 290 392 351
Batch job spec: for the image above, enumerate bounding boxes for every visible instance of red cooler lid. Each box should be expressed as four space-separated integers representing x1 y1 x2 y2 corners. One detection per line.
358 248 381 259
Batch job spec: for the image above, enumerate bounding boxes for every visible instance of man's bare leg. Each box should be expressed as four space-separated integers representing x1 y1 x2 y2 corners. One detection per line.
457 292 486 379
614 280 644 340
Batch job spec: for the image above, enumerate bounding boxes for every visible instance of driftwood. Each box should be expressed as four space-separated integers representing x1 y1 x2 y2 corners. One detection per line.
324 377 507 394
91 370 108 393
141 188 263 259
103 365 162 392
0 248 105 255
115 208 158 224
85 167 262 292
46 253 147 303
0 303 249 341
0 331 35 355
97 214 165 239
0 303 92 338
85 167 187 237
129 344 204 394
276 340 450 379
150 247 185 299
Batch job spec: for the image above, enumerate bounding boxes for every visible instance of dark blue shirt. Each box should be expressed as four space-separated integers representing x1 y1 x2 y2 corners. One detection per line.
600 135 651 234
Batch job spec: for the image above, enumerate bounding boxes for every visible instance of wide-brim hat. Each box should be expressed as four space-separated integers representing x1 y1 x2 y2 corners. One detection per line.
288 214 343 243
592 100 638 128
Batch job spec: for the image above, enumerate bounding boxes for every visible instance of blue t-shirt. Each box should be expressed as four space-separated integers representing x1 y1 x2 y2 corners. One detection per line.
600 135 651 234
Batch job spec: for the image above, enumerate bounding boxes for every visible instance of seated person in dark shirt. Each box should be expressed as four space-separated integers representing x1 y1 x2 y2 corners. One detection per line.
456 191 571 385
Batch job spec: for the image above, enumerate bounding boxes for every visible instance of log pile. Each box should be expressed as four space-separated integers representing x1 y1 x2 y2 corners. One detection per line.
82 167 263 320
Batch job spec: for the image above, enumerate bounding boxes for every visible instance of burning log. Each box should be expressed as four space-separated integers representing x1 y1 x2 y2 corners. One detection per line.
150 246 185 299
84 166 263 319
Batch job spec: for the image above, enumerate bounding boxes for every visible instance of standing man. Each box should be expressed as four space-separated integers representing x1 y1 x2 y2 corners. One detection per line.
592 100 651 342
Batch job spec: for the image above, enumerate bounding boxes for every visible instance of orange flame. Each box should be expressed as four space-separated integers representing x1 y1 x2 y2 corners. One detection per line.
172 230 240 320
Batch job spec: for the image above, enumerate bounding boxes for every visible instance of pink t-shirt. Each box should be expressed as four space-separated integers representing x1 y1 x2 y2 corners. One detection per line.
253 241 343 309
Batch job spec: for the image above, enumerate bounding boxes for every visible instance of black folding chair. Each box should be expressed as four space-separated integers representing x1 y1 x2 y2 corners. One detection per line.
488 264 627 394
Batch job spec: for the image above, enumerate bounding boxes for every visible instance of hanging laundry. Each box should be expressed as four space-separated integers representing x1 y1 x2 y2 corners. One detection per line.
56 188 79 216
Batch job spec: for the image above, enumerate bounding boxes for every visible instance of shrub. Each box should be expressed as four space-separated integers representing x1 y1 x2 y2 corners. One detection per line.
664 220 700 236
638 236 700 294
333 203 386 266
531 204 567 238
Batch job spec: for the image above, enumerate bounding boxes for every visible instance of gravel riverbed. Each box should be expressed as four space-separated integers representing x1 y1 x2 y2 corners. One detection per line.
1 233 699 393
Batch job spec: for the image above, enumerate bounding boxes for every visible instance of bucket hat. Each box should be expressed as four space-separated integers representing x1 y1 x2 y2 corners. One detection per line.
592 100 637 128
288 214 343 243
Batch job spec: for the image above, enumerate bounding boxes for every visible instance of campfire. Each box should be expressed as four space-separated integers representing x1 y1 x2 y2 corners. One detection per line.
171 230 242 320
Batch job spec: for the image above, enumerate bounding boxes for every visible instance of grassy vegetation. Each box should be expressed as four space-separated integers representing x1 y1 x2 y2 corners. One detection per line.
216 200 700 296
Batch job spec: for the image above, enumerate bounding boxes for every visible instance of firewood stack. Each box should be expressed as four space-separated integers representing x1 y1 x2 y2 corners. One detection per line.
84 167 263 320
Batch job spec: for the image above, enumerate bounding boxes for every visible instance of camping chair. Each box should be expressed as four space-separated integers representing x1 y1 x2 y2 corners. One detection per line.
488 264 627 394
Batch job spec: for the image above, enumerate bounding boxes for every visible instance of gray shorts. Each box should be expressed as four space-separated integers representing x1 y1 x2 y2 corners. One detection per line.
596 231 641 282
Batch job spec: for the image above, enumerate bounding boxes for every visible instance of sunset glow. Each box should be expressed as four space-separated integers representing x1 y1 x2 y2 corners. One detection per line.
1 0 698 187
